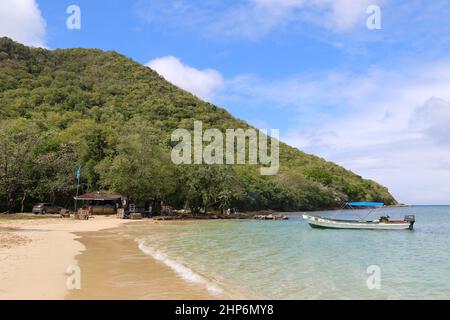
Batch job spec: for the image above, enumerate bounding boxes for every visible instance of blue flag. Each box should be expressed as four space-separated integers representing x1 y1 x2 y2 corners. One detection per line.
76 166 82 181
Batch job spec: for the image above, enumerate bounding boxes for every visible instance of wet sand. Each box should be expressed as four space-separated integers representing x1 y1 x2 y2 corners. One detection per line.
68 222 229 299
0 216 227 300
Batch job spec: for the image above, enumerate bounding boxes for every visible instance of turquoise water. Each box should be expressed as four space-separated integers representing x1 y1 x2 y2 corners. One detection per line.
137 206 450 299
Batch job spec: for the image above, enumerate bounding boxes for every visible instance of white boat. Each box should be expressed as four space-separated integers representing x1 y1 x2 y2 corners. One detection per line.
303 202 415 230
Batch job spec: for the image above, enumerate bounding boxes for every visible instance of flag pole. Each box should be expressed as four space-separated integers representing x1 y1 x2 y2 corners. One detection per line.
74 166 81 213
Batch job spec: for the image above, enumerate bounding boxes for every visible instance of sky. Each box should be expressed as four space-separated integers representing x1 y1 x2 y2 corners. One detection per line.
2 0 450 204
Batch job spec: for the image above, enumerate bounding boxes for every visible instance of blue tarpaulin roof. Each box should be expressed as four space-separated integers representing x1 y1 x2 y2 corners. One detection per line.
345 202 384 207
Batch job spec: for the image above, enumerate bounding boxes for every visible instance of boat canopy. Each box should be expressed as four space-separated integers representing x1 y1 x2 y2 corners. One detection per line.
345 202 384 207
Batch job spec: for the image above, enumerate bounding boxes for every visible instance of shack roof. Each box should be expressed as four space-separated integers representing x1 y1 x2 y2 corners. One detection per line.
74 190 123 201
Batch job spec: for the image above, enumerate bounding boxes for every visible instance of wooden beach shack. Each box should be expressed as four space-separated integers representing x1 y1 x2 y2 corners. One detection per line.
74 190 125 215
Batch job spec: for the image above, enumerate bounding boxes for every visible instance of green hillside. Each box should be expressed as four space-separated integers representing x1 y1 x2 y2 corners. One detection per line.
0 37 396 213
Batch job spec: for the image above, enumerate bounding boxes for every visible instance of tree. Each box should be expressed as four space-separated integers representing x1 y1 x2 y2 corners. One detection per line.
0 119 40 212
96 126 177 210
34 143 79 207
180 165 245 214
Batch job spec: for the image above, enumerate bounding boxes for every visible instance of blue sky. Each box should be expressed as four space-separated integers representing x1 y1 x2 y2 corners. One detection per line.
2 0 450 204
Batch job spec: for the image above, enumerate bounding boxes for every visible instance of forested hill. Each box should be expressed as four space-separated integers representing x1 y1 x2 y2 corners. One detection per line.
0 37 396 213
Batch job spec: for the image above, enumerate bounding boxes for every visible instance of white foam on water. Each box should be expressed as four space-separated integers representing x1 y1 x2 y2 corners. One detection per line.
137 239 222 295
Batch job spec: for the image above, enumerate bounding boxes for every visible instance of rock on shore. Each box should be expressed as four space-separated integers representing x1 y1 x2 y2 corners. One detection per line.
254 214 289 220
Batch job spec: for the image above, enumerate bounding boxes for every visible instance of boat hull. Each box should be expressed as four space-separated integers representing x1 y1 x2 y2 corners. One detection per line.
302 214 413 230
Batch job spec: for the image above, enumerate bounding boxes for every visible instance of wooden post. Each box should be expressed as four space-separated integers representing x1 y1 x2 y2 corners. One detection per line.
74 177 80 212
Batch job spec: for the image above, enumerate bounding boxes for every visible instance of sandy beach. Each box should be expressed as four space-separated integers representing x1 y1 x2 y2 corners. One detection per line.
0 216 230 300
0 216 131 299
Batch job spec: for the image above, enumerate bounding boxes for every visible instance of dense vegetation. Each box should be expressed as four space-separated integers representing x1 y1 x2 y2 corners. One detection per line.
0 38 396 213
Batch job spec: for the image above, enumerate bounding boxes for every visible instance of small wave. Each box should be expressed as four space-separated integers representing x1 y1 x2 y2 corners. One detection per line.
137 239 222 295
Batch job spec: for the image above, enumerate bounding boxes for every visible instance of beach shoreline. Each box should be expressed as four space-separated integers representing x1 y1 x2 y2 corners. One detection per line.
68 220 233 300
0 216 233 300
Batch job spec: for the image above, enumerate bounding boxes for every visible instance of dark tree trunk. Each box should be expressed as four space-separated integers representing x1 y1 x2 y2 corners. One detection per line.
152 200 162 216
7 192 14 213
21 192 27 213
190 207 200 216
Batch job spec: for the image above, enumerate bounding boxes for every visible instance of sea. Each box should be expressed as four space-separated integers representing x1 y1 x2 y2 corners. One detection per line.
136 206 450 299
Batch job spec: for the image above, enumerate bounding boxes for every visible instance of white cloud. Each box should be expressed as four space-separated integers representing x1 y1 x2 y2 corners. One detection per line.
0 0 47 47
135 0 381 40
248 0 378 32
222 58 450 204
316 0 378 31
289 62 450 204
146 56 224 101
231 0 380 36
411 97 450 146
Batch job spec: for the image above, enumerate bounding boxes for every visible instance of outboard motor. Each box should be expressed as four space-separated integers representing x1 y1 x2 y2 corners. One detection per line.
404 215 416 230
